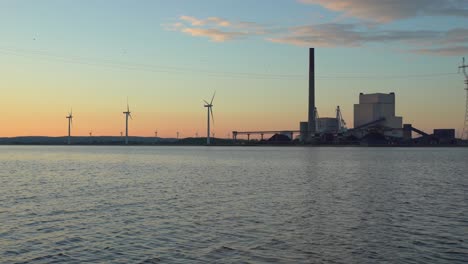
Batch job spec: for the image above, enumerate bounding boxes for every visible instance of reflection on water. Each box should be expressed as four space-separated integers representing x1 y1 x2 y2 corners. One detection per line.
1 146 467 263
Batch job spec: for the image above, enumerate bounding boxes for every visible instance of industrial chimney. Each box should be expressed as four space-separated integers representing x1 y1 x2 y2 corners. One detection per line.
308 48 316 138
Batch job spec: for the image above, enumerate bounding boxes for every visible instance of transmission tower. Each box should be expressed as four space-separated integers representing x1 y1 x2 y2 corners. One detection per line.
459 58 468 140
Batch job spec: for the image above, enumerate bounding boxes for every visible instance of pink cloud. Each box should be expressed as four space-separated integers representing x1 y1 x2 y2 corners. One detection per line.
299 0 468 22
181 28 246 42
267 24 468 55
180 15 205 26
180 16 232 27
164 14 467 55
166 15 265 42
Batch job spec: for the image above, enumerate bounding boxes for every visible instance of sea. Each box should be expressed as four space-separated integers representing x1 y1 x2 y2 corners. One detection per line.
1 146 467 263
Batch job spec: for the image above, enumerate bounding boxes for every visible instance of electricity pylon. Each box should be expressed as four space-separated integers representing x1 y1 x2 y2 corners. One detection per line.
459 58 468 140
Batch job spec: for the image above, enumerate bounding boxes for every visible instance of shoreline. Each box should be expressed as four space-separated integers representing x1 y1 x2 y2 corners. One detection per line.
0 143 467 147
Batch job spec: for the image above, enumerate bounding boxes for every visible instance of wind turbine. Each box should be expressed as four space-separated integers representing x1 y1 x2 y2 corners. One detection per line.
123 100 132 145
66 109 73 145
203 92 215 145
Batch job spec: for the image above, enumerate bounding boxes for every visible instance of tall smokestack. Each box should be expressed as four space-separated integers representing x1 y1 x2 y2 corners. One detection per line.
308 48 316 138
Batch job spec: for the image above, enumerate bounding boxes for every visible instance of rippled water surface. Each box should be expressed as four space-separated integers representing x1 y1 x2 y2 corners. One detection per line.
1 146 467 263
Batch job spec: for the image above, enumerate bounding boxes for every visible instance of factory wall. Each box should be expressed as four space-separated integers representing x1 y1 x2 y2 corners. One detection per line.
317 118 338 133
433 129 455 139
384 129 404 138
300 122 308 141
354 93 402 129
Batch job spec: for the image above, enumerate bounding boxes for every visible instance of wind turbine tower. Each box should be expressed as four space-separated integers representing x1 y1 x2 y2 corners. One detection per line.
203 92 216 145
123 101 133 145
460 58 468 140
66 109 73 145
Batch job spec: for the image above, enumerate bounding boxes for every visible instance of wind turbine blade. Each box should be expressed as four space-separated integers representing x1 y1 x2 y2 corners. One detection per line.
210 91 216 104
203 99 209 105
210 107 214 125
129 113 133 120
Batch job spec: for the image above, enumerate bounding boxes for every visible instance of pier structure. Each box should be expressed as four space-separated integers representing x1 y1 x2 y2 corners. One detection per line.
232 130 300 142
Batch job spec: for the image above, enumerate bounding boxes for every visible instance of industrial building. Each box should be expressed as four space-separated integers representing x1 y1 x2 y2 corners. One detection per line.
297 48 409 143
433 129 455 139
317 118 339 133
352 92 404 139
351 93 460 144
354 93 402 129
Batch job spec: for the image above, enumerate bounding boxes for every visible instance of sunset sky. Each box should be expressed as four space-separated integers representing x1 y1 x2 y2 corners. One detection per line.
0 0 467 138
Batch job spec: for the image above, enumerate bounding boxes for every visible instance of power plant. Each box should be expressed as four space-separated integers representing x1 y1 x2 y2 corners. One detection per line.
295 48 459 145
229 48 463 146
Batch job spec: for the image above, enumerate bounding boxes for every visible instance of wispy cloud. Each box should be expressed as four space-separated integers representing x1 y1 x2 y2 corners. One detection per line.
165 15 264 42
267 24 465 46
412 46 468 56
180 16 231 27
164 14 467 55
298 0 468 22
181 28 246 42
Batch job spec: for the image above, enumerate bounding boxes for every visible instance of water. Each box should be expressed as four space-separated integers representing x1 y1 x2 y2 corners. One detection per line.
1 146 467 263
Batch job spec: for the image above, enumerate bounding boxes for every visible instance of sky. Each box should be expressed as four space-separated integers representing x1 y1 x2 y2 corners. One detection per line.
0 0 467 138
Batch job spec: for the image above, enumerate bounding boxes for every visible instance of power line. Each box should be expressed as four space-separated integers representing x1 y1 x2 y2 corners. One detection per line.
0 46 459 80
0 47 305 80
317 72 458 79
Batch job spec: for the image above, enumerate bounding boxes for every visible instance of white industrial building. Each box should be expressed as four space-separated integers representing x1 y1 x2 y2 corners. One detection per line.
354 93 403 129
